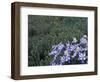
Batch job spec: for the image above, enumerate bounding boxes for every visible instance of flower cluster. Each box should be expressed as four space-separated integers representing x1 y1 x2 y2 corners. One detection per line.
49 35 88 65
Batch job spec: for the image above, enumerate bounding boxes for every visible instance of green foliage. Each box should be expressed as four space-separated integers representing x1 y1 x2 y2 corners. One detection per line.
28 15 87 66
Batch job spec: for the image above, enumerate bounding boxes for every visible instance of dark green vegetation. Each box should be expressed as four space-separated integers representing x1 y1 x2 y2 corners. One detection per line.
28 15 87 66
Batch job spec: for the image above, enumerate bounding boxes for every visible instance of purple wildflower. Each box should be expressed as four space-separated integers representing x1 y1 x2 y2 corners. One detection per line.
49 35 88 65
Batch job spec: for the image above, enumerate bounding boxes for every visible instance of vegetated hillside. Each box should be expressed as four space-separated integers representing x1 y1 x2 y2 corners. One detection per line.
28 15 87 66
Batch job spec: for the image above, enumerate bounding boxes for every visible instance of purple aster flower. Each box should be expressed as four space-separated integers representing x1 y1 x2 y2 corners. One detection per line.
81 47 88 52
78 52 87 61
49 50 58 56
80 35 88 44
69 44 76 51
57 42 65 50
60 55 70 64
49 34 88 65
50 62 57 65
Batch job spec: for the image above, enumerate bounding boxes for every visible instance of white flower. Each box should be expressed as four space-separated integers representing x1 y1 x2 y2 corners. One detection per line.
83 35 87 38
72 37 77 43
76 46 80 52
